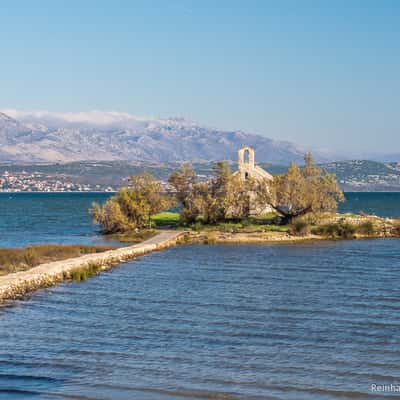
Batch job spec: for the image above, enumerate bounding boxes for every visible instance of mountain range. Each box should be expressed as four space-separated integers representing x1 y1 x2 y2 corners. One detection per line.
0 110 341 165
0 109 398 164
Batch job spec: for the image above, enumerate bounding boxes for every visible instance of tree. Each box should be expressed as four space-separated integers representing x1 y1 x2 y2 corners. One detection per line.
168 163 197 206
90 198 135 234
226 174 257 219
127 173 172 225
90 173 173 233
209 161 233 222
169 161 259 224
211 161 232 195
265 154 344 224
187 181 220 224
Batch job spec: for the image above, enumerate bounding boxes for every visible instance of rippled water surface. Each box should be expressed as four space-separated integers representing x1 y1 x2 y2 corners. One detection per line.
0 192 400 399
0 193 111 247
1 240 400 399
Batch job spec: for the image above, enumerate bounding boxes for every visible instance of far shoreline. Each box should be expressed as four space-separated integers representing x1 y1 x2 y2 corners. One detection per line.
0 191 117 194
1 190 400 194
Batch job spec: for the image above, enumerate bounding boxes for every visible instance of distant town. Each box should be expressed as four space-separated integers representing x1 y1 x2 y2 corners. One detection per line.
0 159 400 192
0 170 115 192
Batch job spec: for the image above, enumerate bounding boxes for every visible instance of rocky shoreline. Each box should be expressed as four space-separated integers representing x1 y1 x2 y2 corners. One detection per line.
180 231 399 245
178 214 400 244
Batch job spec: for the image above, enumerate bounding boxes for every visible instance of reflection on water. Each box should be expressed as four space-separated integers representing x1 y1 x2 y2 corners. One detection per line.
1 240 400 399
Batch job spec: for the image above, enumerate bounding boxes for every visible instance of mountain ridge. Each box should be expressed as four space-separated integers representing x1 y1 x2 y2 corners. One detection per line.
0 110 338 165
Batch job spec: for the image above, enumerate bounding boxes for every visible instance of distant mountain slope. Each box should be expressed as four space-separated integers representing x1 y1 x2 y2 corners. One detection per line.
0 110 335 164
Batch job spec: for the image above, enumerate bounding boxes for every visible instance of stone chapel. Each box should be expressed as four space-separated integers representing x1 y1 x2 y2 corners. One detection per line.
232 146 273 215
233 146 273 182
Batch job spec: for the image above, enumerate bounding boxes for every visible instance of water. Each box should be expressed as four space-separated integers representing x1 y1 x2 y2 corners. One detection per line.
0 192 399 248
0 192 111 247
339 192 400 218
0 192 400 399
1 241 400 399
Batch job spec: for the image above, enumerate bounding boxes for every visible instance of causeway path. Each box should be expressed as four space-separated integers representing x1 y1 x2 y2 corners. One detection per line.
0 230 187 302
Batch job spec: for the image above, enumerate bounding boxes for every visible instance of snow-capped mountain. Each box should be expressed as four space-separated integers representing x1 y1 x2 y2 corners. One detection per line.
0 110 334 164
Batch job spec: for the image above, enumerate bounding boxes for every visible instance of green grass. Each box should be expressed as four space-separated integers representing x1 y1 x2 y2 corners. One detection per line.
151 212 180 227
151 211 286 232
151 211 291 234
187 220 289 233
69 262 103 282
250 212 278 221
265 224 289 232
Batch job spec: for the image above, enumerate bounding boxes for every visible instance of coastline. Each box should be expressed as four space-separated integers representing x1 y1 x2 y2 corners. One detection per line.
0 230 331 303
1 190 400 193
179 230 399 245
0 191 117 194
0 231 185 303
1 219 399 303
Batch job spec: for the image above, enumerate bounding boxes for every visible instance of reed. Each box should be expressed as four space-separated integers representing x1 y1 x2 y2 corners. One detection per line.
0 244 114 275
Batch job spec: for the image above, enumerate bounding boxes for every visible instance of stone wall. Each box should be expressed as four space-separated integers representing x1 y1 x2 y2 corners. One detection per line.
0 231 186 303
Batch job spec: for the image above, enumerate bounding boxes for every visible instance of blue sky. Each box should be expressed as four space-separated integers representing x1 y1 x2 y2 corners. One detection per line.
1 0 399 154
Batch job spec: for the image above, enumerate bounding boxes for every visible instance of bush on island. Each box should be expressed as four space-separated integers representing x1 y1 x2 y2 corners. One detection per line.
289 220 310 236
312 222 356 239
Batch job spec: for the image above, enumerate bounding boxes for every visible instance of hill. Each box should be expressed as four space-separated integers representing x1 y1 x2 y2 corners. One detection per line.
0 110 334 165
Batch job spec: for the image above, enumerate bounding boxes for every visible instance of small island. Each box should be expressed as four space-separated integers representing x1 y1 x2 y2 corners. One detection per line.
91 146 400 244
1 147 399 302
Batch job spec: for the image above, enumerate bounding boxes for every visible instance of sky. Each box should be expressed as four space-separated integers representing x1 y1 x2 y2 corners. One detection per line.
1 0 399 154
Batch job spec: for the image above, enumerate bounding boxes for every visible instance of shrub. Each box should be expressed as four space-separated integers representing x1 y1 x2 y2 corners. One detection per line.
23 248 39 266
69 264 102 282
86 262 102 277
240 219 252 228
192 221 204 232
70 270 84 281
356 221 376 236
289 221 310 236
391 221 400 236
312 222 356 239
334 222 356 239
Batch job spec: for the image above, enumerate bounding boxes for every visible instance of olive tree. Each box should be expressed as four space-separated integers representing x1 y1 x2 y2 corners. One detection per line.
264 154 344 224
90 173 173 233
169 161 259 224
